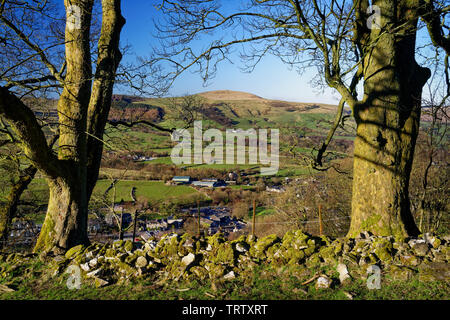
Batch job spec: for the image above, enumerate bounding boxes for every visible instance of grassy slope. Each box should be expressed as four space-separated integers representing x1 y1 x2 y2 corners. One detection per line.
93 180 198 202
0 257 448 300
22 179 204 207
100 91 353 178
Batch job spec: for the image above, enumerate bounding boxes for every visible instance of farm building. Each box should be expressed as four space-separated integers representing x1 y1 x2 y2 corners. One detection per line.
192 179 226 188
171 176 192 184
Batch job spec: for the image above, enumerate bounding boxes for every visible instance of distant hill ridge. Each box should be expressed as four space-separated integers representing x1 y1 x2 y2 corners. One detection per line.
197 90 265 101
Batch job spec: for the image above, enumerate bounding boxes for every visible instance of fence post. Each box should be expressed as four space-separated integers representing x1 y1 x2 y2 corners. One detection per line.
252 198 256 237
132 209 138 245
119 208 124 240
197 200 201 237
318 204 323 236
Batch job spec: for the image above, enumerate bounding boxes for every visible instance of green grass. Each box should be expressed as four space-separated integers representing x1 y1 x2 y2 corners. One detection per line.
0 258 448 300
23 179 204 206
94 180 201 203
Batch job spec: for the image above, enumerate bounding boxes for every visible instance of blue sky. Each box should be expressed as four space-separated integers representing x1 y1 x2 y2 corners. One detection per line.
119 1 340 104
119 1 444 105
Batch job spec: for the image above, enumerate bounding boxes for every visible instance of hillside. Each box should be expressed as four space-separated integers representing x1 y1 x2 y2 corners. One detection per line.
196 90 339 114
197 90 265 101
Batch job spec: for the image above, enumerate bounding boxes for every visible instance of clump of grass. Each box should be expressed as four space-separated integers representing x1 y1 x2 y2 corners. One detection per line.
1 256 448 300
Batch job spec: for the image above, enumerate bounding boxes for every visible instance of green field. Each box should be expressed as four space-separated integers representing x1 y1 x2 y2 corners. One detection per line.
22 179 206 207
93 180 199 202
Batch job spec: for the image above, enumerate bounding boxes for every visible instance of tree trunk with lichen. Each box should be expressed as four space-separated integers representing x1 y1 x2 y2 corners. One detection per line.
33 0 94 254
34 175 89 253
31 0 125 254
0 165 37 249
348 0 430 238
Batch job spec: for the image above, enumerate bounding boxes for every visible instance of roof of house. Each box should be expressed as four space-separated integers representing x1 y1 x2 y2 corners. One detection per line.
172 176 191 181
192 181 217 187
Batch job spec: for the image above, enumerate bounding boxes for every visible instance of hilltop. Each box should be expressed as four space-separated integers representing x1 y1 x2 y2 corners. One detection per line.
195 90 339 114
197 90 265 101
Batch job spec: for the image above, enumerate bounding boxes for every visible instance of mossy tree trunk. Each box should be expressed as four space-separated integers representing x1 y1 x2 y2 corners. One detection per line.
348 0 431 238
0 0 125 255
0 165 37 249
34 0 125 254
86 0 126 200
33 0 94 254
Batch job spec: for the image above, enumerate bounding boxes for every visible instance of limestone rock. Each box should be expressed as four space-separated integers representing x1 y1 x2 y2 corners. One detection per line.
86 268 103 278
135 256 148 268
419 262 450 282
93 277 109 288
181 253 196 268
224 271 236 280
88 257 98 268
336 263 351 283
250 234 280 259
386 265 414 281
235 242 248 253
80 263 90 272
0 284 15 293
399 255 421 267
53 255 66 263
124 240 134 253
412 243 430 256
190 266 209 280
65 245 84 260
316 276 332 289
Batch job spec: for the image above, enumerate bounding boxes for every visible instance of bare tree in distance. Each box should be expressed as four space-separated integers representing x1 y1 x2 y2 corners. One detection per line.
148 0 449 238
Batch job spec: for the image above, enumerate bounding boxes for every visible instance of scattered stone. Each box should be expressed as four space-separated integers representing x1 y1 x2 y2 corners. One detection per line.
65 245 84 260
418 262 450 282
135 256 148 268
399 255 421 267
93 277 109 288
87 268 102 278
315 276 332 289
411 242 430 256
88 257 98 268
342 291 353 300
144 241 157 251
223 271 236 280
181 253 196 268
80 263 90 272
53 255 65 263
386 265 414 281
86 251 95 260
124 241 134 253
0 284 15 293
235 242 248 253
182 239 194 248
336 263 351 284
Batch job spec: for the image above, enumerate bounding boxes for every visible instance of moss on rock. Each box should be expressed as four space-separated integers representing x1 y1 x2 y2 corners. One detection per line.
65 245 84 260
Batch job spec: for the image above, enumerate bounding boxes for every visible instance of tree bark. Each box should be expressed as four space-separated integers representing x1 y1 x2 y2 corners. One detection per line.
33 0 124 254
33 0 94 254
34 173 90 254
87 0 125 199
0 165 37 249
348 0 431 238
